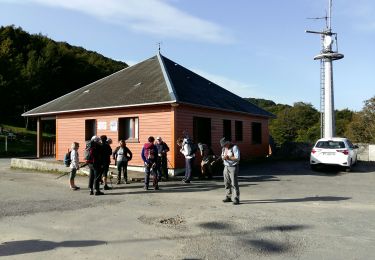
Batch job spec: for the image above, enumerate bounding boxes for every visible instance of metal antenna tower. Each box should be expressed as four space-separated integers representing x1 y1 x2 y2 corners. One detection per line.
306 0 344 138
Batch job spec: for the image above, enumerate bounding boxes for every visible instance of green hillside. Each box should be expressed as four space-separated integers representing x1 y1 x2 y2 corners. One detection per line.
0 25 127 126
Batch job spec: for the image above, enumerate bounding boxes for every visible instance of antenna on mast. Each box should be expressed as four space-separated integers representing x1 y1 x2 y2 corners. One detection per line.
306 0 344 139
157 41 162 54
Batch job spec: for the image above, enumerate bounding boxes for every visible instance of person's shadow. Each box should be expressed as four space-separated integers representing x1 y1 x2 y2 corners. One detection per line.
0 239 106 256
240 196 351 204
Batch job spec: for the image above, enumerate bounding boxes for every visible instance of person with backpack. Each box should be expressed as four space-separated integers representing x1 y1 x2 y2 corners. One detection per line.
198 143 217 179
220 137 240 205
113 139 132 184
155 136 170 181
69 142 80 190
177 136 196 183
86 135 104 196
100 135 113 190
141 136 159 190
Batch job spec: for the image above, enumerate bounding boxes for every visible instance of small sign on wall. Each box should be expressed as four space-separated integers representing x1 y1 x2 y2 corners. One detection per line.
110 121 118 132
97 121 107 130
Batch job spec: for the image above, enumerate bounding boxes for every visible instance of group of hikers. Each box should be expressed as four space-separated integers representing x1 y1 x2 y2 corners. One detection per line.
67 133 241 205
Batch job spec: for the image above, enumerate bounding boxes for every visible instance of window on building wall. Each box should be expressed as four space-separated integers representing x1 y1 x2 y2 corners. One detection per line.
85 119 96 141
223 119 231 141
235 120 243 141
252 122 262 144
118 117 139 142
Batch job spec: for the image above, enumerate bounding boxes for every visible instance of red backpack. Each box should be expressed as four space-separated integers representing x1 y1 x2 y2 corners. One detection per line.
143 143 155 161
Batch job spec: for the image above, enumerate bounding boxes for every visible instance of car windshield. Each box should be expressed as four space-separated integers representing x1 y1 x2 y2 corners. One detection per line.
316 141 345 149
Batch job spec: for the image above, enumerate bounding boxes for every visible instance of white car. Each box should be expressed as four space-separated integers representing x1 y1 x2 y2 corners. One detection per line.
310 137 359 171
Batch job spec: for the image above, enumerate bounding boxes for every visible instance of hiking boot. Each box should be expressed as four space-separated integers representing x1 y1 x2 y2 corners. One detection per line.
222 197 232 203
233 199 240 205
103 185 112 190
95 191 104 196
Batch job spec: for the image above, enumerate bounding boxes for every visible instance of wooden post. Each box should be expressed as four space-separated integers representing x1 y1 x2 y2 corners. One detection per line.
170 103 179 170
37 117 43 158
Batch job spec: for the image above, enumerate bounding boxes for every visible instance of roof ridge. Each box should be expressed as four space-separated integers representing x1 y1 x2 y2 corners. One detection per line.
157 53 178 102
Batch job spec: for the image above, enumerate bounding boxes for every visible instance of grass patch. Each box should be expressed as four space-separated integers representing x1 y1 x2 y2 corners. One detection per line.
0 138 36 157
0 124 55 157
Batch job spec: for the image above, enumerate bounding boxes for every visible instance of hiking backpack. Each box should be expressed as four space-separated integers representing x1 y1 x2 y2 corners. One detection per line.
143 144 155 161
64 150 71 167
84 142 94 163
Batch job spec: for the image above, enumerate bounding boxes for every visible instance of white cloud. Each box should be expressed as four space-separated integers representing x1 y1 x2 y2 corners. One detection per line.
8 0 234 44
192 68 270 99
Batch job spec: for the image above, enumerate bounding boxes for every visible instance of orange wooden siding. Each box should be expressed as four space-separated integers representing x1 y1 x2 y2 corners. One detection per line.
174 104 270 168
55 103 270 170
56 105 173 167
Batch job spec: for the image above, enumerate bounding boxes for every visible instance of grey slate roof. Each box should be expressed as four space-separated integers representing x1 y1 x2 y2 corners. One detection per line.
23 54 273 118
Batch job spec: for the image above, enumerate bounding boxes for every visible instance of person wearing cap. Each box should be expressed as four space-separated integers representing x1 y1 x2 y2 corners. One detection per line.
155 137 170 181
220 137 240 205
87 135 104 196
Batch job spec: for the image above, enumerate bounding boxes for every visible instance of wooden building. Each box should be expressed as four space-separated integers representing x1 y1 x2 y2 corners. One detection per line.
23 53 274 173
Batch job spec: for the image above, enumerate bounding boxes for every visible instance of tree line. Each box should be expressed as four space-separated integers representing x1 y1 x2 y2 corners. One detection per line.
246 96 375 145
0 25 127 126
1 25 373 145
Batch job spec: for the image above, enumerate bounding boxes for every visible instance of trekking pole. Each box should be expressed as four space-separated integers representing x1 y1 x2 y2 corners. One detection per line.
56 162 87 179
56 172 69 179
166 157 173 168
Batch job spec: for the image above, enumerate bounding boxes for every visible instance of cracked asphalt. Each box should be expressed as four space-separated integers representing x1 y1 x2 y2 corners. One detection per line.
1 158 375 259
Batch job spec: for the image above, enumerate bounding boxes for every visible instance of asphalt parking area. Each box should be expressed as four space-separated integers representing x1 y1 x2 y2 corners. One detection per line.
1 159 374 259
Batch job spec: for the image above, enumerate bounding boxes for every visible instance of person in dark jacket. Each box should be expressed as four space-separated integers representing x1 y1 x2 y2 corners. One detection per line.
100 135 112 190
113 140 132 184
198 143 217 179
155 136 170 181
141 136 159 190
87 136 104 196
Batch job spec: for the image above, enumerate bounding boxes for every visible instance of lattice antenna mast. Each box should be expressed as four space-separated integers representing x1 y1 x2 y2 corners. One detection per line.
306 0 344 139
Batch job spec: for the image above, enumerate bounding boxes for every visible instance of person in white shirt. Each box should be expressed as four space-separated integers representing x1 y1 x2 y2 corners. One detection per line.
69 142 80 190
220 137 240 205
177 137 196 183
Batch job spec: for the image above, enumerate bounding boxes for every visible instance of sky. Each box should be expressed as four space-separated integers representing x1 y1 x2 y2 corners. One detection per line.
0 0 374 111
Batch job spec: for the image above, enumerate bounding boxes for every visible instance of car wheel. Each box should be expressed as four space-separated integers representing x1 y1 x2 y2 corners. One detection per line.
310 164 317 171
